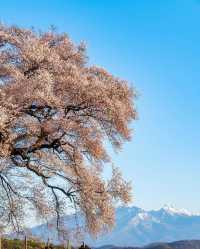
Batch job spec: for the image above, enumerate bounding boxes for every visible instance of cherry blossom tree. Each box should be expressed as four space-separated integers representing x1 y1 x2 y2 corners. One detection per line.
0 25 137 236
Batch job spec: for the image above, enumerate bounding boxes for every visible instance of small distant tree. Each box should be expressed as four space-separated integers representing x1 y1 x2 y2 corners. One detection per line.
0 25 137 236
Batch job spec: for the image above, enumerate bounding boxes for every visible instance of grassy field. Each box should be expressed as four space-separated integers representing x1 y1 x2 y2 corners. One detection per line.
1 238 69 249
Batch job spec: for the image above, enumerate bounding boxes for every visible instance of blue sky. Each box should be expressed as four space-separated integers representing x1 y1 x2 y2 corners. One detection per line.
1 0 200 212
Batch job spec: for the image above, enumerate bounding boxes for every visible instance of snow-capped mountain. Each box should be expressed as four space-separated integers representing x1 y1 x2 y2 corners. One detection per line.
26 205 200 247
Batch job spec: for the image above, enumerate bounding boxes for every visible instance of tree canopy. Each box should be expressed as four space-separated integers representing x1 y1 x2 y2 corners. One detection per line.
0 25 137 237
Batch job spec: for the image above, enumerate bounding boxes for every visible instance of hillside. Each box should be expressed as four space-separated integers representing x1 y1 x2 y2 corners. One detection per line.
2 239 200 249
96 240 200 249
27 205 200 247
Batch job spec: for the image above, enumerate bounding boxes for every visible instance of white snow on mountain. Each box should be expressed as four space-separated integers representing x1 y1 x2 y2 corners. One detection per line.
160 204 193 216
19 205 200 247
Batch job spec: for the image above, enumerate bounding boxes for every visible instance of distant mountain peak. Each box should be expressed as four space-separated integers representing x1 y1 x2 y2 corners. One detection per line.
26 205 200 247
159 204 199 217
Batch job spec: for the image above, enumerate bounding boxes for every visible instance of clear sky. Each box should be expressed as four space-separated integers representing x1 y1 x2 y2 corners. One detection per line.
1 0 200 212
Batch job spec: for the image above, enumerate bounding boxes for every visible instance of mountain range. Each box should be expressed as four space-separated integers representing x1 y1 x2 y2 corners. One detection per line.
97 240 200 249
26 205 200 247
